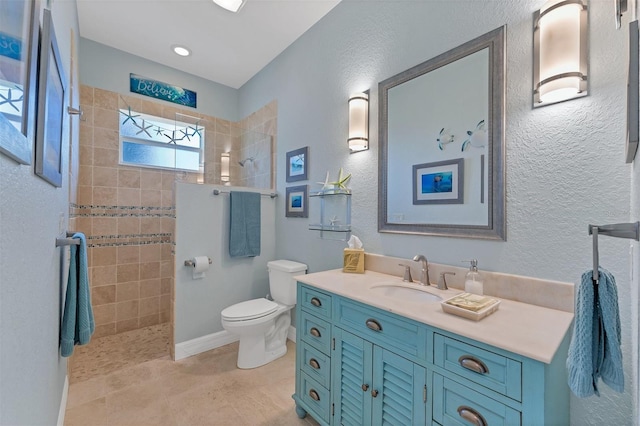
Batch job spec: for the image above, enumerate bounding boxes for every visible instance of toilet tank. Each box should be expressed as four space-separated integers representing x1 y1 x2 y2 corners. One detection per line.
268 260 307 305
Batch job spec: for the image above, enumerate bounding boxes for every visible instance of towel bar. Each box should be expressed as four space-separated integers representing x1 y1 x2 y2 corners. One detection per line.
212 189 277 198
56 232 80 247
588 221 639 284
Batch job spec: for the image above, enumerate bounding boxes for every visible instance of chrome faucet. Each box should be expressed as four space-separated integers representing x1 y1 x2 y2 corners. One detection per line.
412 254 430 286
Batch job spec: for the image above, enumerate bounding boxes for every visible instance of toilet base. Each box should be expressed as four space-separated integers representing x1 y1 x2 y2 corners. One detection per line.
237 338 287 369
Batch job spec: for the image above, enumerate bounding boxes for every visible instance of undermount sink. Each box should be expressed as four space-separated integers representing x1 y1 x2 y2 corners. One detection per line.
370 283 443 303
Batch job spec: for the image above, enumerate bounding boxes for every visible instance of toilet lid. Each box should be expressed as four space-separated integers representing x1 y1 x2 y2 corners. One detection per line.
221 298 278 321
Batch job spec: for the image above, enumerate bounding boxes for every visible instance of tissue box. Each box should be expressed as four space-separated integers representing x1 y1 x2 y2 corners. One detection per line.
343 248 365 273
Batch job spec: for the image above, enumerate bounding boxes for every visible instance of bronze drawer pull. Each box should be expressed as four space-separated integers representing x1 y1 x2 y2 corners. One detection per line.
310 297 322 307
309 327 321 338
361 384 369 391
309 389 320 401
309 358 320 369
365 318 383 332
371 389 379 398
457 405 487 426
458 355 490 374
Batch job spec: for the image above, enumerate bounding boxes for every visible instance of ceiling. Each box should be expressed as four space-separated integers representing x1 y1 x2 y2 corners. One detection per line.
76 0 341 89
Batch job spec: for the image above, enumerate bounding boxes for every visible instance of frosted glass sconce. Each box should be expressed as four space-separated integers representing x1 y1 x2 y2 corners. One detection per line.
533 0 588 107
348 92 369 153
221 152 230 182
212 0 245 12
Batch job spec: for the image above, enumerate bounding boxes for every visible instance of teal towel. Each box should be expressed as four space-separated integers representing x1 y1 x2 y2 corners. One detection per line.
567 268 624 397
229 191 261 258
60 233 95 357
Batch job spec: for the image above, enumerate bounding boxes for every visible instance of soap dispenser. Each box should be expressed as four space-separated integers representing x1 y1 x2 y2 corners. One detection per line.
463 259 484 295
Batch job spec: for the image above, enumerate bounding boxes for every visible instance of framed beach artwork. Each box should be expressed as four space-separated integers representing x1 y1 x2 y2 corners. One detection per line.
286 146 308 182
35 9 66 187
285 185 308 218
412 158 464 205
0 0 40 164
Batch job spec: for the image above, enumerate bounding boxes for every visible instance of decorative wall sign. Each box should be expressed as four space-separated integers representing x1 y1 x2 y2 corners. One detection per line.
412 158 464 205
0 0 39 164
35 9 66 187
130 73 197 108
286 146 308 182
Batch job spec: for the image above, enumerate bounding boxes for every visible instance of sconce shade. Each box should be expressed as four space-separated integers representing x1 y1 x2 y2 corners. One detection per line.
212 0 245 12
533 0 588 107
221 152 230 182
348 92 369 152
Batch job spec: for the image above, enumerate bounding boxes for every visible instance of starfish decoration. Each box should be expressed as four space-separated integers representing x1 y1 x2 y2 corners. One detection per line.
188 124 203 139
329 168 351 189
135 119 153 137
179 128 191 141
0 88 23 112
164 130 178 144
329 215 340 226
316 171 331 190
119 107 140 126
155 126 164 136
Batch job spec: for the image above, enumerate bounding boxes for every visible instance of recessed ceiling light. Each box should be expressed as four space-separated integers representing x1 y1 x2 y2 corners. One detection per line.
172 45 191 57
212 0 245 13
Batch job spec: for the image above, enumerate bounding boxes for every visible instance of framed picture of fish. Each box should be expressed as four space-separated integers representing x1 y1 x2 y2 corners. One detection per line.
412 158 464 205
285 146 308 182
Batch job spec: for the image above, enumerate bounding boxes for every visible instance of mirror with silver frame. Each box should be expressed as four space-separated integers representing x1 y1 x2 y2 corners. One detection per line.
378 26 506 240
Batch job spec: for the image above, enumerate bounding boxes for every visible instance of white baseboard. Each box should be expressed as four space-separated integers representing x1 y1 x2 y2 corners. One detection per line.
57 375 69 426
287 325 296 343
174 330 239 361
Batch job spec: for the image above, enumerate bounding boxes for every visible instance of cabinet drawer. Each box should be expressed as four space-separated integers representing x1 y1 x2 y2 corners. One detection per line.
434 334 522 401
300 312 332 354
335 297 426 360
301 342 331 389
299 284 332 319
300 372 331 424
433 373 521 426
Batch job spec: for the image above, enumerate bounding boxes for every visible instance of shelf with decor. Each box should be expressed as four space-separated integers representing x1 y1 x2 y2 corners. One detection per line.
308 188 352 240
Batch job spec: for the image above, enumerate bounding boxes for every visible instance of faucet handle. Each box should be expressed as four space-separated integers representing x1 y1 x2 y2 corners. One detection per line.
438 272 456 290
398 264 413 282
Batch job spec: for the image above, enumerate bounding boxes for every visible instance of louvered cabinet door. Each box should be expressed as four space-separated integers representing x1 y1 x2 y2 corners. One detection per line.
333 328 374 426
371 347 427 426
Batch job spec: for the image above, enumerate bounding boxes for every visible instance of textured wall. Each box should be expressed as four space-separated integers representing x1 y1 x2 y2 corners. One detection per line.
79 38 239 122
239 1 635 423
0 2 80 424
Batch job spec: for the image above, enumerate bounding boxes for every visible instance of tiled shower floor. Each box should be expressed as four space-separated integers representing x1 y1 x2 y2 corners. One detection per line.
64 324 319 425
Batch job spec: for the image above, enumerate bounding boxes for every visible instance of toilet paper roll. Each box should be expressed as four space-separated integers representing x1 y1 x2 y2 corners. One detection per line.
192 256 210 279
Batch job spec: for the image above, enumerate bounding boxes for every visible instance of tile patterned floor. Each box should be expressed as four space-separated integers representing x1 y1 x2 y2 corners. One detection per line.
65 325 319 426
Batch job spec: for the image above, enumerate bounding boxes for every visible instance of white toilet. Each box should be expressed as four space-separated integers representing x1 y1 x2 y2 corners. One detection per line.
221 259 307 369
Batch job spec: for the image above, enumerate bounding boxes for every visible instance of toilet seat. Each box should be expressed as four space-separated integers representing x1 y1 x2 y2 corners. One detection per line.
221 298 279 322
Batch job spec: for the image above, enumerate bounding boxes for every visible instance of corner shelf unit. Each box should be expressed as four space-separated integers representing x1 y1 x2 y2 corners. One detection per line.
308 189 352 241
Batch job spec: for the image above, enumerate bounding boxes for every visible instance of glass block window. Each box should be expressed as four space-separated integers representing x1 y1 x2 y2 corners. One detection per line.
119 108 204 171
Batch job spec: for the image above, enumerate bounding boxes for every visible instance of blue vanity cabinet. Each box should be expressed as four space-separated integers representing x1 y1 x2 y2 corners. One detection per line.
293 282 570 426
332 327 428 426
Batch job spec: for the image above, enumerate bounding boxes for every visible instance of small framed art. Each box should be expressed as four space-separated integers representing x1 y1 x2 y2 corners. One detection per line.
285 185 308 218
412 158 464 205
286 146 308 182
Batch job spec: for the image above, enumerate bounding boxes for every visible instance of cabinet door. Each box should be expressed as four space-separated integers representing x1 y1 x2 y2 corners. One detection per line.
333 328 374 426
372 347 427 426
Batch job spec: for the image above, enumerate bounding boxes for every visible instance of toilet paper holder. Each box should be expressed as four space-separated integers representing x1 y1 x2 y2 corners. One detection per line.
184 257 212 267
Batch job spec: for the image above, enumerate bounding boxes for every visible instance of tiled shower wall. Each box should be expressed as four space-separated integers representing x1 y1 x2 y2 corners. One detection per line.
75 85 276 340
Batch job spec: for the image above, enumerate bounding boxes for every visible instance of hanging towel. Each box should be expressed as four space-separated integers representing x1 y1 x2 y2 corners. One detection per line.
567 267 624 397
60 233 95 357
229 191 261 258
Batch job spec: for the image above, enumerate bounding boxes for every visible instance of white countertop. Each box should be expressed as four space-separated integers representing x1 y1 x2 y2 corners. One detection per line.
295 269 574 364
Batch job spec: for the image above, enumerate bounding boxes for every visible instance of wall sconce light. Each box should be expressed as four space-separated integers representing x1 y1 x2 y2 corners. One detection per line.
348 92 369 153
533 0 588 107
212 0 245 12
221 152 230 182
